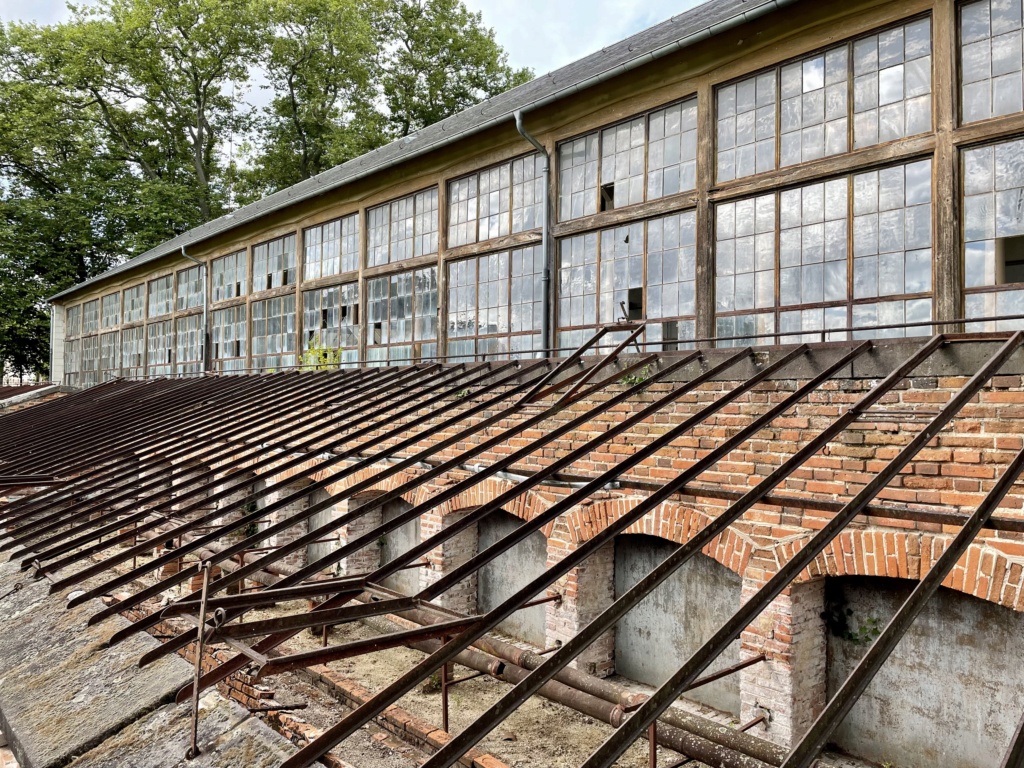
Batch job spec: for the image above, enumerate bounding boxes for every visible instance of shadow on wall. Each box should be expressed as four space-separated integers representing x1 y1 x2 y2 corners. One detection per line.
614 534 743 716
825 576 1024 768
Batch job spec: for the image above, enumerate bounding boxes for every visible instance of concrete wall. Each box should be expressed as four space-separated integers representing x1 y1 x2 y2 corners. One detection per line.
380 499 421 595
477 510 548 646
306 489 341 574
614 534 742 715
826 576 1024 767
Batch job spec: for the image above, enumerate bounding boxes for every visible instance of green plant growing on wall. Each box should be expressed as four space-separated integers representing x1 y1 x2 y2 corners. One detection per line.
821 583 883 646
619 365 651 387
302 337 343 371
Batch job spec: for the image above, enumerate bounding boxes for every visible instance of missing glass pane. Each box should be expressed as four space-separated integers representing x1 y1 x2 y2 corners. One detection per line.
998 236 1024 283
600 183 616 212
622 287 644 321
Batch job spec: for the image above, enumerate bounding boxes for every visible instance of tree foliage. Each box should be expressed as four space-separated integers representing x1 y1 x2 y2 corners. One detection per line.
0 0 531 378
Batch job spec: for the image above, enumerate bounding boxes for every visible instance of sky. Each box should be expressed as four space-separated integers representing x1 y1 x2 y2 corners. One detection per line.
1 0 704 82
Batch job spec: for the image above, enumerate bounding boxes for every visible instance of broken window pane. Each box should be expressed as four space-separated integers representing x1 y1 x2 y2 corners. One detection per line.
147 275 174 318
367 267 438 365
252 233 297 292
302 284 359 366
212 306 246 374
449 157 537 247
601 118 646 210
146 319 173 377
251 295 297 373
304 214 359 279
175 314 204 376
961 0 1024 123
211 251 247 302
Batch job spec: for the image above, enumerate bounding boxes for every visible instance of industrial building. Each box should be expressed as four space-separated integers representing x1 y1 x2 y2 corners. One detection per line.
4 0 1024 766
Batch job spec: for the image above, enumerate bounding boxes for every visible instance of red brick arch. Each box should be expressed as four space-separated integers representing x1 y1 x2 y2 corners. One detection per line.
310 464 421 508
562 497 755 578
427 475 551 528
782 528 1024 610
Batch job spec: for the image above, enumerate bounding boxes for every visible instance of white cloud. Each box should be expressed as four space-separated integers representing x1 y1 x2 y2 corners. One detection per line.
461 0 707 76
0 0 80 25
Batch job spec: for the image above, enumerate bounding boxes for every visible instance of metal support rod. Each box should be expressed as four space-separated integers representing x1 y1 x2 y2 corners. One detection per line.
649 722 658 768
1001 708 1024 768
187 561 212 760
441 635 451 734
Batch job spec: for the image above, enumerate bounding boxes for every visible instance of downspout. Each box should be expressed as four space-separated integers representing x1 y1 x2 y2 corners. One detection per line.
513 110 551 358
180 246 208 375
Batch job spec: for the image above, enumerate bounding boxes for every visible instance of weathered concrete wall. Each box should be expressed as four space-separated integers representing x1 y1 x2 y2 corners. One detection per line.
307 488 341 573
477 510 548 646
380 498 422 595
613 534 742 715
826 576 1024 768
0 556 295 768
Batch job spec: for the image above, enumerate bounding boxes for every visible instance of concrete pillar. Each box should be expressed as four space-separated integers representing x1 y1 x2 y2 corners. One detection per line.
420 507 479 614
262 481 311 574
739 577 827 748
546 537 616 678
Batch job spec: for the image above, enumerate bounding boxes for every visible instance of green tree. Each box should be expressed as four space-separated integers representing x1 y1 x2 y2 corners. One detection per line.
381 0 532 138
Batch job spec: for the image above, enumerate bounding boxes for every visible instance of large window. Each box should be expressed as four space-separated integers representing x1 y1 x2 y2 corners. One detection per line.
251 295 297 372
717 18 932 182
212 306 247 373
557 211 697 351
176 314 204 375
123 285 145 324
252 233 297 292
558 98 698 220
146 320 173 376
963 137 1024 330
100 331 120 381
961 0 1024 124
176 265 204 311
63 339 80 386
101 292 120 329
148 275 174 318
304 214 359 280
66 304 81 339
447 246 544 361
714 159 932 345
82 299 100 335
367 188 439 267
449 154 545 247
212 250 247 302
80 335 100 388
303 284 360 365
121 325 145 379
366 267 438 364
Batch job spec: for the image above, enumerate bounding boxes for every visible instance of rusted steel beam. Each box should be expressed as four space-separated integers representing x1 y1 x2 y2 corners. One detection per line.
554 324 647 405
514 325 613 404
14 363 459 563
416 336 943 768
212 345 824 766
581 331 1024 768
71 360 540 622
781 444 1024 767
160 349 710 692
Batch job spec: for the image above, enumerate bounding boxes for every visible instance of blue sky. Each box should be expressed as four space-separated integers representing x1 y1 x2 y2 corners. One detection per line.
2 0 705 80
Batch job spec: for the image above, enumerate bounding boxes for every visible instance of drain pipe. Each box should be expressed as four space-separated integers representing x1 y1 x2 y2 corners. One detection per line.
514 110 551 359
179 246 208 374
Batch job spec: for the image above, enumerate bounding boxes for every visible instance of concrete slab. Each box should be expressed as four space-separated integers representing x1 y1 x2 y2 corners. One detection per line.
70 692 295 768
0 556 190 768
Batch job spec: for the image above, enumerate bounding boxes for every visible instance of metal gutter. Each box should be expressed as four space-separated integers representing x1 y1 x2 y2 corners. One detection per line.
48 0 799 303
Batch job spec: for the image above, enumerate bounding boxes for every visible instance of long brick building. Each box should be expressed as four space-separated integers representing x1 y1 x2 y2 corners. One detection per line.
6 0 1024 766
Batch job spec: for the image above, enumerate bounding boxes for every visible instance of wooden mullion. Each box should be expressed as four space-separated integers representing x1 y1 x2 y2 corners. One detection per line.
933 0 962 329
695 77 717 345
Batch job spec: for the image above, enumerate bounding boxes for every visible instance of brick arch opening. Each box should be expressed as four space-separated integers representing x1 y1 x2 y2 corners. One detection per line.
613 533 743 716
823 575 1024 767
477 508 549 646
